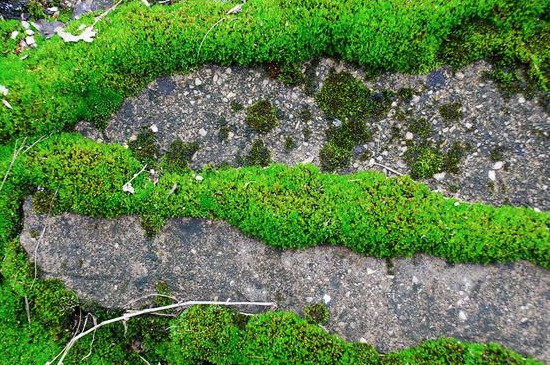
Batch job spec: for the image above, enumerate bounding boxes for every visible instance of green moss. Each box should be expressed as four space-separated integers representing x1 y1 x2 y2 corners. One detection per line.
303 128 312 142
244 139 272 167
278 63 306 87
298 106 313 122
490 146 506 162
245 100 279 134
443 141 469 173
230 101 244 112
28 0 45 19
303 303 330 324
439 102 464 122
128 128 159 165
218 126 230 142
284 137 296 151
448 184 459 193
163 139 200 171
32 189 58 214
319 141 352 172
316 71 372 122
405 146 444 180
397 88 417 103
303 59 320 97
407 117 431 139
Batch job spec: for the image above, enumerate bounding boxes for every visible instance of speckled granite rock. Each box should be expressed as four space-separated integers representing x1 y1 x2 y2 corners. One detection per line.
20 197 550 362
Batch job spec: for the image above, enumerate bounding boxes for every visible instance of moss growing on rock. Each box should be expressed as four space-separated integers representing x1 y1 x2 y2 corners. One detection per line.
303 303 330 324
439 102 464 122
319 141 352 172
163 139 200 171
128 128 159 165
230 101 244 112
490 146 506 162
244 139 272 167
397 88 418 103
245 100 279 133
284 136 296 151
405 146 444 179
407 117 431 139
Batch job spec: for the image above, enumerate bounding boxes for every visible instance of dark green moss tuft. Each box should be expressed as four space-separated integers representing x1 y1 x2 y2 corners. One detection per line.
439 102 464 122
245 100 279 133
490 146 506 162
407 117 431 139
443 141 470 173
218 126 230 142
448 184 460 193
32 189 58 214
284 137 296 151
319 142 352 172
278 63 306 87
244 139 272 167
303 303 330 324
298 106 313 122
405 146 444 179
163 139 200 171
397 88 417 103
129 128 159 165
303 128 312 142
303 59 320 97
316 71 372 122
230 101 244 112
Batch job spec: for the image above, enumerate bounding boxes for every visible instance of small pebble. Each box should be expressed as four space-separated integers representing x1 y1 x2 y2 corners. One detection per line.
493 161 504 170
454 201 460 206
195 78 202 86
198 128 207 137
488 170 496 181
10 31 18 40
459 311 467 321
150 124 158 133
434 172 446 181
195 175 204 181
405 132 414 140
518 96 526 104
323 294 331 304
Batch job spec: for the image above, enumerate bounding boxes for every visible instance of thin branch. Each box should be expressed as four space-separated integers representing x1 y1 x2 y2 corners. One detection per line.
49 300 275 365
197 17 226 60
123 293 179 308
24 295 31 323
372 162 404 176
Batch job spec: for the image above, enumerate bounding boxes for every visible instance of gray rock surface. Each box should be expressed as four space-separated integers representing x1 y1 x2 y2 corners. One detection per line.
20 198 550 362
97 58 550 211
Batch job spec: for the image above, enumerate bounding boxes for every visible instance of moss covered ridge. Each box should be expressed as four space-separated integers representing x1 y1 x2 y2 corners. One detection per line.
1 133 549 269
0 0 549 143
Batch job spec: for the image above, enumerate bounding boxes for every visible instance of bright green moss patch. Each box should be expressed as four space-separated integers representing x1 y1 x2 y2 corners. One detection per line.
245 100 279 133
1 133 547 268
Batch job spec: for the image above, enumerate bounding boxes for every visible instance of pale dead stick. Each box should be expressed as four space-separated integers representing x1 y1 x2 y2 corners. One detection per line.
49 300 275 365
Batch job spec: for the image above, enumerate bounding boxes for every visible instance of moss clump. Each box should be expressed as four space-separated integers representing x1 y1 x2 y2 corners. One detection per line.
32 189 58 214
490 146 506 162
406 146 444 179
163 139 199 171
298 106 313 122
303 303 330 324
303 128 312 141
443 141 470 173
218 126 230 142
245 100 279 133
397 88 417 103
319 141 352 172
230 101 243 112
439 102 464 122
303 59 320 97
284 137 296 151
128 128 159 165
316 71 372 122
278 63 306 87
407 117 431 139
244 139 271 167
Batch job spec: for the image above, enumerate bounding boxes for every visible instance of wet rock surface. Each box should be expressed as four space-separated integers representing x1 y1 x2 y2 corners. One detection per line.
20 198 550 362
97 58 550 211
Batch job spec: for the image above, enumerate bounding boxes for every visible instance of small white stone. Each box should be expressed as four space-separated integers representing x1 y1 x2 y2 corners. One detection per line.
333 119 342 128
464 122 473 129
353 162 359 168
323 294 331 304
488 170 496 181
434 172 446 181
195 175 204 181
534 208 541 213
226 91 236 99
195 78 202 86
150 124 158 133
518 96 526 104
459 310 467 321
412 276 419 284
359 338 368 344
228 132 235 139
366 268 377 275
26 29 34 36
21 20 30 29
25 36 36 46
411 95 421 104
493 161 504 170
0 85 7 96
10 31 18 40
454 201 460 207
455 72 465 80
391 101 398 108
405 132 414 140
303 142 309 147
198 128 207 137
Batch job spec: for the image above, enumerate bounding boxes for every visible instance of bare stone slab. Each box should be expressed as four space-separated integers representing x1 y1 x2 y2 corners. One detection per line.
20 198 550 362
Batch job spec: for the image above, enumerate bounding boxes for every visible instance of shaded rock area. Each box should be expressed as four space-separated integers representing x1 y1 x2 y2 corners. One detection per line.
95 58 550 211
20 198 550 362
0 0 28 19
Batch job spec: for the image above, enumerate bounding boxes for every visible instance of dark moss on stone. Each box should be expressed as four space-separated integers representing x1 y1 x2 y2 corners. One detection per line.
316 71 373 122
490 146 506 162
230 100 244 112
405 146 444 179
407 117 431 139
128 128 159 165
397 88 417 103
163 139 200 171
303 303 330 324
319 142 352 172
218 126 230 142
244 139 272 167
303 128 312 142
303 59 320 97
448 184 460 193
439 102 464 122
298 106 313 122
284 136 296 151
442 141 470 173
245 100 279 133
32 189 58 214
278 63 306 87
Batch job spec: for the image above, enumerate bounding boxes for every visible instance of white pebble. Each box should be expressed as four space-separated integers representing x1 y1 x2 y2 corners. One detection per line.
518 96 526 104
0 85 7 96
195 175 204 181
488 170 496 181
464 122 473 129
198 128 207 137
459 311 467 321
534 208 541 213
195 78 202 86
434 172 446 181
323 294 331 304
405 132 414 140
454 201 460 206
493 161 504 170
25 36 36 46
26 29 34 36
10 31 18 40
21 21 30 29
150 124 158 133
455 72 465 80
